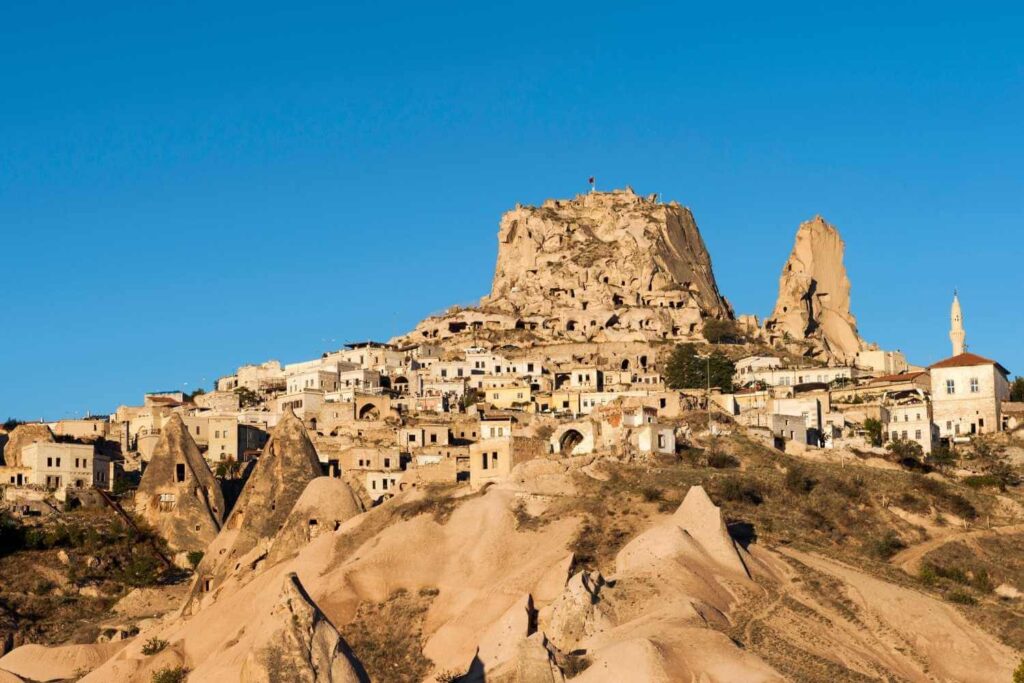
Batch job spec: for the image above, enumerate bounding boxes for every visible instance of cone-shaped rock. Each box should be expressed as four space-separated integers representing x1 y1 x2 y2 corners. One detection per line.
266 477 364 565
135 414 225 553
240 572 367 683
2 424 55 467
672 485 749 577
203 410 323 584
764 216 865 362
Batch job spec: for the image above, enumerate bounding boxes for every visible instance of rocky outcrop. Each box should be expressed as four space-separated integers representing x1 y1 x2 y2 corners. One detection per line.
764 216 865 361
240 573 367 683
134 414 224 554
543 571 614 651
197 410 323 590
266 477 364 565
1 424 54 467
398 188 732 345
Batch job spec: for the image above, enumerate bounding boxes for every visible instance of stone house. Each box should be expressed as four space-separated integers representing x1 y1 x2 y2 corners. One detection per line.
484 384 532 410
469 436 546 489
398 424 450 451
883 397 937 454
2 442 110 498
929 352 1010 440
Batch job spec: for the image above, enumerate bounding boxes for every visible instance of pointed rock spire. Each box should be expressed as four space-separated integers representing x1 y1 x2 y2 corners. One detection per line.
135 413 225 553
200 410 323 585
765 216 865 362
672 485 749 577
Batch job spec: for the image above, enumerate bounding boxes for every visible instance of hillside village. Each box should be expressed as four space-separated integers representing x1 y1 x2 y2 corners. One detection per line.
1 187 1023 682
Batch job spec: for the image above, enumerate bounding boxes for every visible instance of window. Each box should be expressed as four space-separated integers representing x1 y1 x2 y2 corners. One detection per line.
47 457 53 467
481 453 489 470
175 464 186 482
384 458 391 468
491 452 499 467
56 458 61 467
915 430 922 439
970 378 979 393
430 434 437 444
946 379 955 395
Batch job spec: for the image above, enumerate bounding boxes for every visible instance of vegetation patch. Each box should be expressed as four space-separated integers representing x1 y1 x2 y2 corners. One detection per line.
339 588 436 683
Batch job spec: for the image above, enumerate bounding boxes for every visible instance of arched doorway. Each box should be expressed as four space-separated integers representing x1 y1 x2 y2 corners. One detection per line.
559 429 585 455
358 404 380 420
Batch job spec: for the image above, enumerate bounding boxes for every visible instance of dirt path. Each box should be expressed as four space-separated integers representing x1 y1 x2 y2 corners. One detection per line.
889 523 1024 575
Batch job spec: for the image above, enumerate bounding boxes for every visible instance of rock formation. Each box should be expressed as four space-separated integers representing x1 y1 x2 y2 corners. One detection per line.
764 216 865 361
1 424 55 467
134 414 225 554
542 570 615 651
671 485 749 577
240 573 367 683
266 477 363 565
616 485 749 578
398 188 733 345
197 409 323 590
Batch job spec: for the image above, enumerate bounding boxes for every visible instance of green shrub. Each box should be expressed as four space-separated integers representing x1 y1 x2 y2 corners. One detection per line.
186 551 204 570
705 452 739 469
639 486 663 502
718 477 764 505
152 667 188 683
142 637 168 655
963 474 1001 489
946 590 976 605
866 531 906 560
1013 658 1024 683
785 465 817 494
918 564 938 587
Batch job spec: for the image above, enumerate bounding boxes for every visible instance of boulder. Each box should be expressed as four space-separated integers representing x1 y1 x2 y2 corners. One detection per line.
1 424 54 468
543 571 614 651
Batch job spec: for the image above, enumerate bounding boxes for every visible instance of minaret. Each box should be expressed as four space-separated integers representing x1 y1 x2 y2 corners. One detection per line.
950 290 966 356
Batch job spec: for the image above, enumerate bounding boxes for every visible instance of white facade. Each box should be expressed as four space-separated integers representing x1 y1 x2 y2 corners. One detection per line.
15 442 110 494
930 356 1010 439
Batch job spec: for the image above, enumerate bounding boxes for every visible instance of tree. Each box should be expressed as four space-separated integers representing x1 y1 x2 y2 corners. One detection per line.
234 386 260 408
1011 377 1024 402
863 418 883 447
702 319 743 344
187 387 206 401
985 461 1020 491
665 344 734 392
886 438 924 469
926 443 956 472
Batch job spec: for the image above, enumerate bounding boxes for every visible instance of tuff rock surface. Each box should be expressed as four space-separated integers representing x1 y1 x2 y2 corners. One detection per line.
195 409 323 592
398 188 733 345
1 424 55 467
240 573 366 683
764 216 865 361
134 414 225 553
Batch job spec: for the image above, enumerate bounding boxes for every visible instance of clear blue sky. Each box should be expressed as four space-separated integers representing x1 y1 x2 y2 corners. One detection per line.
2 2 1022 420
